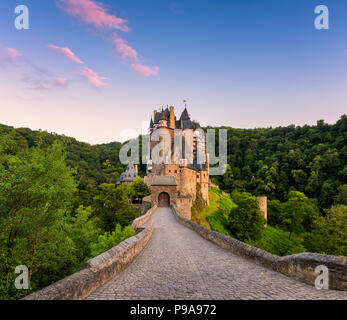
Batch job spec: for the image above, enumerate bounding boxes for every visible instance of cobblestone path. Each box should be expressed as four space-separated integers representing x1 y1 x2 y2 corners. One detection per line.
87 207 347 300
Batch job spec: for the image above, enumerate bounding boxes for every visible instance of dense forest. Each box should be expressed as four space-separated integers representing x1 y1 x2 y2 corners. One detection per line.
204 115 347 257
0 123 125 206
0 123 150 299
1 115 346 299
209 115 347 212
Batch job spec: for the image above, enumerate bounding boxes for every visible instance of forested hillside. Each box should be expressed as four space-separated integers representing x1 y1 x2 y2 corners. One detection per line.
205 115 346 257
209 115 347 212
1 115 346 299
0 123 126 206
0 124 150 299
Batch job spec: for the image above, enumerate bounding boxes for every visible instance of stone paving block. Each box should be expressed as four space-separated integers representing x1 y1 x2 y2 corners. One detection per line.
87 207 347 300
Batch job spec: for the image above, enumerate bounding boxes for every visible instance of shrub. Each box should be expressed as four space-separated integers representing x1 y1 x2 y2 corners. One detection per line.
304 205 347 256
227 192 265 242
89 224 136 258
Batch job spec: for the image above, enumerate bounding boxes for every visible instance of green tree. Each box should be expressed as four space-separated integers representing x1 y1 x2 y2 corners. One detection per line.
222 164 234 193
228 192 265 242
320 181 336 209
88 224 136 258
282 191 319 239
63 206 100 264
0 139 77 298
335 185 347 205
130 177 151 202
304 205 347 256
191 183 206 216
92 183 137 232
267 199 285 227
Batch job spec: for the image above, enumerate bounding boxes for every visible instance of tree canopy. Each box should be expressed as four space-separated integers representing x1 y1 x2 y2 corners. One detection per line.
210 115 347 212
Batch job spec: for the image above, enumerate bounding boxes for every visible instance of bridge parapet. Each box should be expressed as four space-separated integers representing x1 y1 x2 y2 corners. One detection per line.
131 205 157 230
171 206 347 291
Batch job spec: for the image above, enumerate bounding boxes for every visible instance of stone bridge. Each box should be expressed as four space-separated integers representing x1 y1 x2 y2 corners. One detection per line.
86 207 347 300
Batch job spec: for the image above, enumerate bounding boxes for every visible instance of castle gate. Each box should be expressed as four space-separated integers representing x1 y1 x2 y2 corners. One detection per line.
158 192 170 207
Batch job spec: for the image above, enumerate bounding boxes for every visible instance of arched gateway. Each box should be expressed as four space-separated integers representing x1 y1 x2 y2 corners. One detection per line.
158 192 170 207
149 176 177 208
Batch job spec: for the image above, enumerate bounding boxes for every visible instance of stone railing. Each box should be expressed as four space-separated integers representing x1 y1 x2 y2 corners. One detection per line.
171 206 347 291
131 205 157 230
23 206 157 300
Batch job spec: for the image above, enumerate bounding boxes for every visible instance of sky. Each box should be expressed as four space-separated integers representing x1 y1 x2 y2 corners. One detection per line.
0 0 346 144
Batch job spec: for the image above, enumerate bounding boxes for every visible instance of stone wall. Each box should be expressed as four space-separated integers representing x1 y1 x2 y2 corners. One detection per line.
175 196 192 220
131 205 157 230
257 196 267 223
23 206 157 300
171 206 347 291
150 185 177 207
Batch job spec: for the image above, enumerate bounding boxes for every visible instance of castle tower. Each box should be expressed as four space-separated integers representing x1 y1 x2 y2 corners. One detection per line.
257 196 267 226
145 105 210 219
153 110 157 125
169 106 175 129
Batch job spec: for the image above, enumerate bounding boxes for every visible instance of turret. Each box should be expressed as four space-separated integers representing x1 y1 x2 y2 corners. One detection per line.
149 117 154 133
169 106 175 129
158 111 167 128
257 196 268 226
179 107 193 129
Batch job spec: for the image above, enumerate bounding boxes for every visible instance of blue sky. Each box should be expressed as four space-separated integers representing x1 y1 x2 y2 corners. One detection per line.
0 0 346 144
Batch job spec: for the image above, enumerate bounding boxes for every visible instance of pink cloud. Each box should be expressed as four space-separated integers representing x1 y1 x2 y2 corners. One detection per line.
56 1 159 78
54 77 68 87
131 64 159 77
111 34 138 62
57 0 129 31
80 67 108 88
3 47 23 66
48 44 83 64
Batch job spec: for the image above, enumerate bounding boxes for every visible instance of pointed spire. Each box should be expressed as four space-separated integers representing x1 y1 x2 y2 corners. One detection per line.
180 107 190 120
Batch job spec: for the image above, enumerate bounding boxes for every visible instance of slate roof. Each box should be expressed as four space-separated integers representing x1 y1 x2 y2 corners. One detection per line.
152 107 192 129
151 175 177 186
116 161 138 185
180 107 190 120
178 107 193 129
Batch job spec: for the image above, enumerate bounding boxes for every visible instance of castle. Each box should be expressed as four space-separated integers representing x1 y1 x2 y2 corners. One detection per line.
144 106 210 219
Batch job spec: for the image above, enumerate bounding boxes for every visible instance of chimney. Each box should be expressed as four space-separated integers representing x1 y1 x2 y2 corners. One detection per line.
153 110 157 124
169 106 175 129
